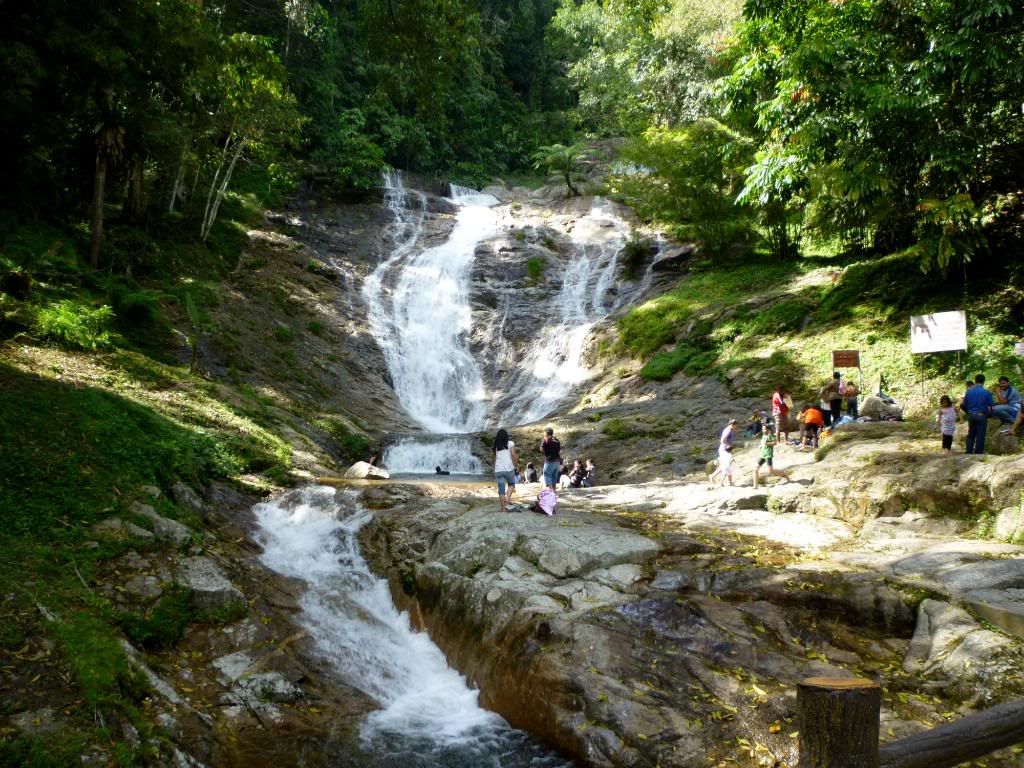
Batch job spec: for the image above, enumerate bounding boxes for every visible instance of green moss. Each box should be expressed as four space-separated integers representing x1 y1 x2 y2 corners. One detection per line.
0 732 88 768
117 585 195 651
525 256 545 282
51 612 144 707
314 415 372 464
602 418 632 440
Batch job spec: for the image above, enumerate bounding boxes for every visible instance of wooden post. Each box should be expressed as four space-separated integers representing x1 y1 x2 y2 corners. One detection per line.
798 677 881 768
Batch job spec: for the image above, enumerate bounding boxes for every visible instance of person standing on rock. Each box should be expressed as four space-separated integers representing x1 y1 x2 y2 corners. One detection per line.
961 374 995 454
540 427 562 492
772 385 791 445
820 372 843 426
844 379 859 419
936 395 958 454
708 419 738 487
493 429 519 513
753 423 790 488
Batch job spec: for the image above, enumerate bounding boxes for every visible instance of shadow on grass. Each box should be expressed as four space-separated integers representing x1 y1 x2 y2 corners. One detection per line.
0 361 229 542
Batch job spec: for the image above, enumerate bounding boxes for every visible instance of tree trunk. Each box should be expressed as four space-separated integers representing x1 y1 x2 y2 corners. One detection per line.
797 677 881 768
201 139 244 240
878 700 1024 768
168 157 186 215
201 128 234 239
123 153 147 222
564 172 580 197
89 150 108 269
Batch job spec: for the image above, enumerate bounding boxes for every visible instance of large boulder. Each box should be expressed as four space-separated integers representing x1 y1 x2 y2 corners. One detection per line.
344 461 390 480
176 556 245 612
860 395 903 421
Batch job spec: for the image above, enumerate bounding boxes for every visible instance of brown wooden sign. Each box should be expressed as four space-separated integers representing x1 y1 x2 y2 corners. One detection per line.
832 350 860 368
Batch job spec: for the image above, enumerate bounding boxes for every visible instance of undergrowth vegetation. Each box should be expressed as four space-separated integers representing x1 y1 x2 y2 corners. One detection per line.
614 251 1024 414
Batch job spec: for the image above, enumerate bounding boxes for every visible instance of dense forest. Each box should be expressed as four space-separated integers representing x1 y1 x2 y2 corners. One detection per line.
1 0 1021 280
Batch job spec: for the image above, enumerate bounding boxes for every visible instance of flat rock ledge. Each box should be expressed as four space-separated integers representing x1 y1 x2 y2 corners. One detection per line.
357 483 1024 768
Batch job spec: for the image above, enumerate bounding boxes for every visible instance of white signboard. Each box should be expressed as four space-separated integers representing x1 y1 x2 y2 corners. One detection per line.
910 311 967 354
1014 342 1024 357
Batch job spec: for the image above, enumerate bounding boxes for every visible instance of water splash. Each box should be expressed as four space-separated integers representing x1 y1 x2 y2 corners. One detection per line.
383 437 483 474
500 198 630 424
253 487 568 766
363 173 499 434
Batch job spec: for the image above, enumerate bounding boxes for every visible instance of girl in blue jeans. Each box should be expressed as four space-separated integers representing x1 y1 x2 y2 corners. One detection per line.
540 427 562 492
493 428 519 513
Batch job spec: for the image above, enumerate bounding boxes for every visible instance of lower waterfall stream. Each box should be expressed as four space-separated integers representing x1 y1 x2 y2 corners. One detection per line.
254 486 570 767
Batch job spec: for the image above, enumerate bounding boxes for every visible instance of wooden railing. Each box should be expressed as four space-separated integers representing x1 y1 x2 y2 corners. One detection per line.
797 677 1024 768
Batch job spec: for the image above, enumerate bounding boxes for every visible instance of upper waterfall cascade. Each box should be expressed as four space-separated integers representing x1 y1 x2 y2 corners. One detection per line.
364 172 652 472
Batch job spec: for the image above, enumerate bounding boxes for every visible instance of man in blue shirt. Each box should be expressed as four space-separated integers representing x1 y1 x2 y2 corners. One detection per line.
961 374 995 454
992 376 1021 425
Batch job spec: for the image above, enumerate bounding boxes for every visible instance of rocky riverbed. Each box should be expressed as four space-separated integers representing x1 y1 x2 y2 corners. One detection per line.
354 428 1024 768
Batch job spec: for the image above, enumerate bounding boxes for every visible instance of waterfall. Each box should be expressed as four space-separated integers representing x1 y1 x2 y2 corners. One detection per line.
362 173 499 435
499 198 630 424
254 487 568 766
383 437 483 474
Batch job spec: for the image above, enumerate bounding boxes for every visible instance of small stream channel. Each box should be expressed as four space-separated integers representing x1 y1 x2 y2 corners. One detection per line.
254 486 571 767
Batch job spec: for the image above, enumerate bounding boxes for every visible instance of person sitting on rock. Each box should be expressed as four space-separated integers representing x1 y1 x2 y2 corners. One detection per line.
798 404 824 450
993 376 1021 425
583 459 597 488
434 465 450 475
568 459 586 488
525 462 539 483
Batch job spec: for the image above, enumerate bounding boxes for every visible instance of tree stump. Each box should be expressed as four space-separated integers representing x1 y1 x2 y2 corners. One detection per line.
798 677 881 768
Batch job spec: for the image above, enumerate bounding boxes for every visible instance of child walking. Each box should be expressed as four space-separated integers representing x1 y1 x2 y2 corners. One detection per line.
937 395 958 454
753 424 791 488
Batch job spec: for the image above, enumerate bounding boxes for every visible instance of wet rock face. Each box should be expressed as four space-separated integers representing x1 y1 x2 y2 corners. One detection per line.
359 486 1024 768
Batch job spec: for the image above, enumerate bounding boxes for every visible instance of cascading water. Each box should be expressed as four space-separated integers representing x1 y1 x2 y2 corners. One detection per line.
363 175 502 472
254 486 569 766
363 174 498 435
499 198 631 424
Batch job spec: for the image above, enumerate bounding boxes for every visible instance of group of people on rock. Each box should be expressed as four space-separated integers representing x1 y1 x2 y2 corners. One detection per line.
938 374 1022 455
491 427 596 513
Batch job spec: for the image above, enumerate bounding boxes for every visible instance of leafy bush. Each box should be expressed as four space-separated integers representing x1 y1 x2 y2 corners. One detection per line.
641 341 720 381
622 232 651 279
611 120 756 255
34 300 115 350
525 257 545 282
602 418 631 440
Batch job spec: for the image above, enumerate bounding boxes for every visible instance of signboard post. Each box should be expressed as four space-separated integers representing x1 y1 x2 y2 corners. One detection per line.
910 311 968 391
832 350 860 369
910 311 967 354
832 350 862 395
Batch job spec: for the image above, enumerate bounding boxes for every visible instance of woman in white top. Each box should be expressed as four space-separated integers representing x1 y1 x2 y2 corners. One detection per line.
493 428 519 513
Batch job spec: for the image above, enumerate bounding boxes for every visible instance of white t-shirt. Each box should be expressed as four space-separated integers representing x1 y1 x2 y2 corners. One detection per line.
495 441 516 473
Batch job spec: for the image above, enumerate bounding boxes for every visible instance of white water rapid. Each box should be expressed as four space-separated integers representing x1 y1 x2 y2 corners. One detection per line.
499 198 631 424
254 486 569 766
363 173 498 435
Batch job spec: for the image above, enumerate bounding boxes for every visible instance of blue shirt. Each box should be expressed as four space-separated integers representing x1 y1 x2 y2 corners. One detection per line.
1001 385 1021 410
961 385 994 416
